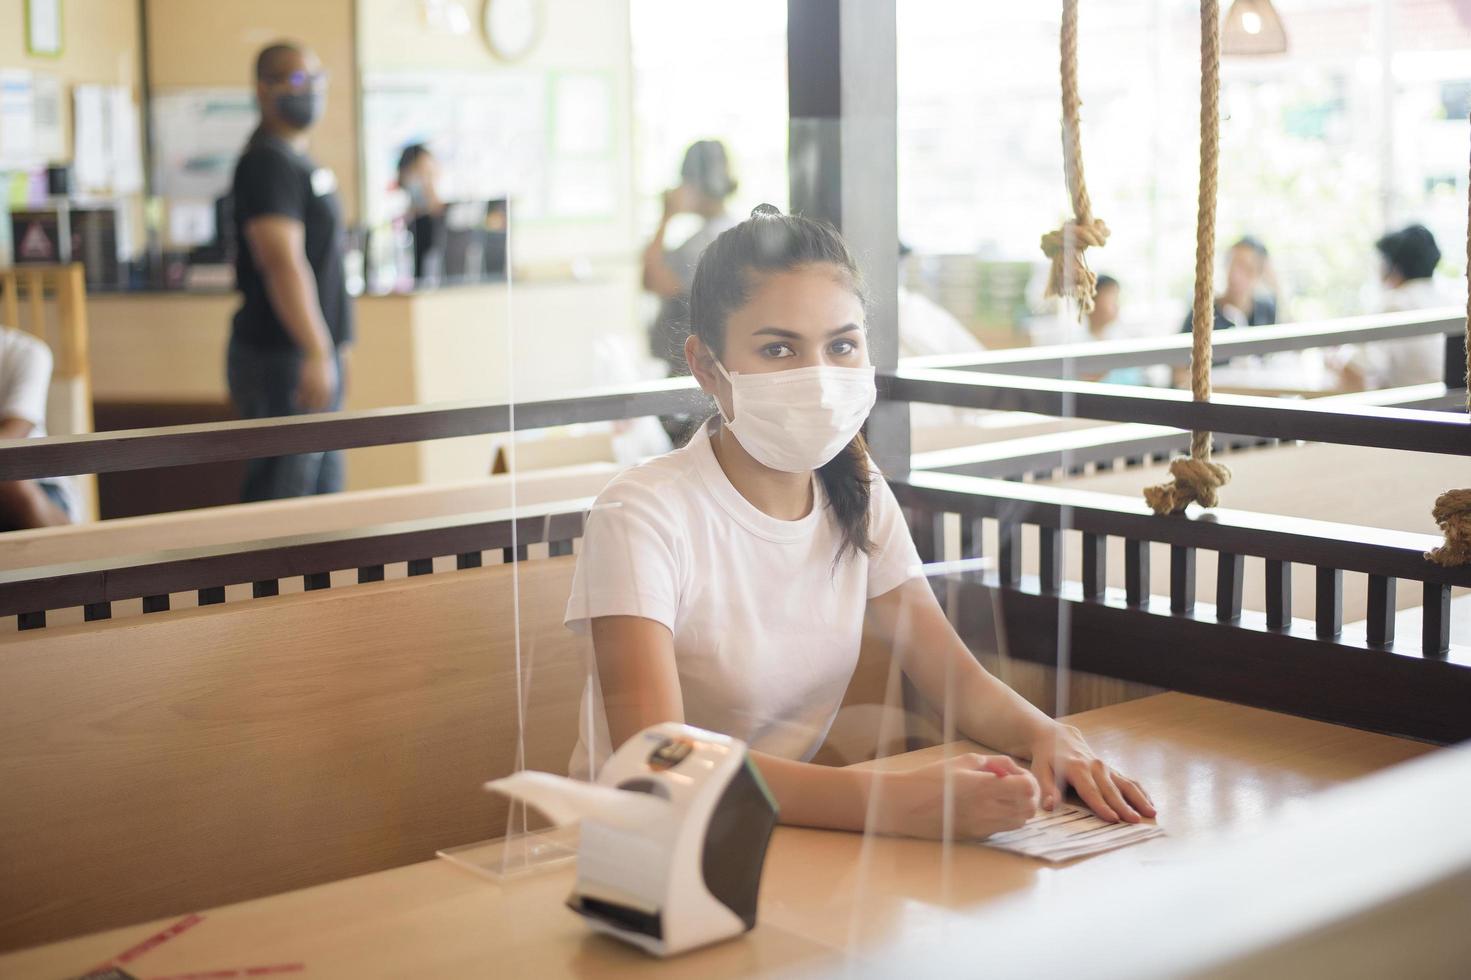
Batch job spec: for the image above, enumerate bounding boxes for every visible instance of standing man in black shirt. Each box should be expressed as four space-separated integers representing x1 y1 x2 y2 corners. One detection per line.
227 41 352 501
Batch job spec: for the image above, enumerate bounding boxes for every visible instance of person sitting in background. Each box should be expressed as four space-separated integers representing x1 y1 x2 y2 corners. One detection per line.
397 143 445 282
897 243 985 359
1335 224 1453 391
1088 275 1122 340
0 326 74 530
642 139 739 377
1085 275 1153 386
1181 236 1277 332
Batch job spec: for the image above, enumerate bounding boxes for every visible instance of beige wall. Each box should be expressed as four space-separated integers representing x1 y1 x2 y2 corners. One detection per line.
0 0 142 162
144 0 360 223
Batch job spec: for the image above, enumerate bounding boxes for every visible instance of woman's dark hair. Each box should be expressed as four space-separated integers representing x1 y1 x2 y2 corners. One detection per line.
1376 224 1441 282
397 143 430 178
1232 235 1269 258
680 140 738 202
688 204 874 563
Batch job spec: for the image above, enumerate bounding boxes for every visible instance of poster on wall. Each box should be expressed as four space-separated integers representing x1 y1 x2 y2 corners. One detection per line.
31 73 64 161
26 0 62 57
150 89 257 202
0 70 37 168
72 84 143 195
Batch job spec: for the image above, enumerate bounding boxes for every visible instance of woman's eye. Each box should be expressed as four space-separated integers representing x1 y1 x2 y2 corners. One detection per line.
761 344 795 358
830 339 857 356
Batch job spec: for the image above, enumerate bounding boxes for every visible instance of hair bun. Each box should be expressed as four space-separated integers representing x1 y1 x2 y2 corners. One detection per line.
750 203 783 218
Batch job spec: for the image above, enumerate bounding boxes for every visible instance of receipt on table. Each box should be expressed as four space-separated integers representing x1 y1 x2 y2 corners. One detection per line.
982 803 1164 862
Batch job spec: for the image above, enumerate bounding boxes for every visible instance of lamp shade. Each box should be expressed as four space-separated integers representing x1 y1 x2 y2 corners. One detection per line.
1222 0 1288 56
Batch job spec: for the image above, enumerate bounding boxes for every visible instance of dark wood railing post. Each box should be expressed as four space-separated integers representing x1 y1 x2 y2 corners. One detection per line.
1216 552 1244 622
1265 559 1292 630
1315 566 1343 639
1170 546 1196 614
1365 574 1396 648
1124 539 1150 607
1081 532 1106 600
1423 582 1451 659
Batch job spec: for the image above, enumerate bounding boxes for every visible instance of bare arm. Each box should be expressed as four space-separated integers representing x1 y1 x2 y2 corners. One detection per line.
243 216 337 410
865 577 1053 758
589 615 1038 838
867 577 1155 822
640 190 685 298
0 417 34 440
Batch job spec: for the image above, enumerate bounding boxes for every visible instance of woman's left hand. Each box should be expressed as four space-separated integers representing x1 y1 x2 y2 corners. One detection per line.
1029 723 1156 823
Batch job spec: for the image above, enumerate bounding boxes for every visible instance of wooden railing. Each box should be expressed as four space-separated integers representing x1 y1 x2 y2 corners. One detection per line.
903 306 1466 378
2 308 1468 742
894 472 1471 743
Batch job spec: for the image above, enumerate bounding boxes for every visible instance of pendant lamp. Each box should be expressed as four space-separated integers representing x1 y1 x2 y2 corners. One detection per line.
1222 0 1288 56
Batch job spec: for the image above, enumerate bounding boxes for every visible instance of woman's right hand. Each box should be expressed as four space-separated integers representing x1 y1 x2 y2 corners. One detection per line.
868 753 1040 840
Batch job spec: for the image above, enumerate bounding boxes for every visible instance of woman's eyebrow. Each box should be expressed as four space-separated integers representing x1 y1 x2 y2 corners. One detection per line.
750 324 862 339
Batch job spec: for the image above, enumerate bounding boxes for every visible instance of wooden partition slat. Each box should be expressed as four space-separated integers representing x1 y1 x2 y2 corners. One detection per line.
1366 575 1397 648
1038 526 1061 594
1424 582 1451 659
1170 546 1196 615
1315 566 1344 639
961 516 984 562
1216 552 1244 623
1124 539 1150 607
1081 533 1106 599
1266 559 1293 629
998 521 1021 586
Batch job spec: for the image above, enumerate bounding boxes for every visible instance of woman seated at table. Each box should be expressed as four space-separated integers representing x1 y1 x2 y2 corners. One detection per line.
566 206 1154 839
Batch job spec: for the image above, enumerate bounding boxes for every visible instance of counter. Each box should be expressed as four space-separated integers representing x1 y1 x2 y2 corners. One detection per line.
85 274 641 493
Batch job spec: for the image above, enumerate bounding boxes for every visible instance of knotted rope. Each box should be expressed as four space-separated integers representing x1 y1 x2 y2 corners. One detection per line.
1145 0 1231 515
1426 111 1471 566
1041 0 1110 316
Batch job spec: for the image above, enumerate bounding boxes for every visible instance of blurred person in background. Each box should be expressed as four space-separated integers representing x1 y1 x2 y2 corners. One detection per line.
1335 224 1454 390
397 143 445 283
643 139 739 377
1182 236 1277 333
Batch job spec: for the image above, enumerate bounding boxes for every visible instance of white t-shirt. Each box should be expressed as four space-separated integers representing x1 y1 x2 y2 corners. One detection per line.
0 326 76 518
1345 278 1459 389
564 422 921 778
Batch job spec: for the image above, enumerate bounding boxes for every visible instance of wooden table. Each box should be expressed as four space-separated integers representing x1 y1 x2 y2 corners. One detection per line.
0 694 1433 979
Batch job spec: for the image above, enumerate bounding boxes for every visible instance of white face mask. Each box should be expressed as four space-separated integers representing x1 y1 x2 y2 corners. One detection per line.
713 361 877 473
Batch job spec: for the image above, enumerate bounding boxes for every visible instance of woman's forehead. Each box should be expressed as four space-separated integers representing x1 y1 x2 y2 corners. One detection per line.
729 266 864 332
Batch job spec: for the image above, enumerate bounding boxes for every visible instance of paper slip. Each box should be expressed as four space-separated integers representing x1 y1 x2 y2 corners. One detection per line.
982 803 1164 862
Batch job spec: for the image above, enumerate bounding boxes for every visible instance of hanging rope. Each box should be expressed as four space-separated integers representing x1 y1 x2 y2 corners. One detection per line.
1041 0 1110 315
1145 0 1231 515
1426 111 1471 566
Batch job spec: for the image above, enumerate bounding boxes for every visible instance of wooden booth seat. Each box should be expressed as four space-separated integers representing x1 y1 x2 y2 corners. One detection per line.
0 559 587 952
0 545 929 953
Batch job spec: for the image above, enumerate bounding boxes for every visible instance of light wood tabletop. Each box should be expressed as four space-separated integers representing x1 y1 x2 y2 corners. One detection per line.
0 693 1434 979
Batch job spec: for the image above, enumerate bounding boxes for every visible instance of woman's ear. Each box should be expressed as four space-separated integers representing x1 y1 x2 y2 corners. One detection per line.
685 335 732 420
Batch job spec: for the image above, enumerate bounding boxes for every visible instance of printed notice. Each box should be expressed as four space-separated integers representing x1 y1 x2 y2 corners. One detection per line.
983 803 1164 862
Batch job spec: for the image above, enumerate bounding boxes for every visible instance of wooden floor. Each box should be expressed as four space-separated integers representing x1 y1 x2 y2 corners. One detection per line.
0 693 1433 978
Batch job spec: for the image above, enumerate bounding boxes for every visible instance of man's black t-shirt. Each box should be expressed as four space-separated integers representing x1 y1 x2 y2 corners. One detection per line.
231 134 353 349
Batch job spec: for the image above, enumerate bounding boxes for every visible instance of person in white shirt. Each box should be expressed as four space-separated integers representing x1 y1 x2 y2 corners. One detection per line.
1337 224 1455 391
0 326 74 530
566 206 1154 839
